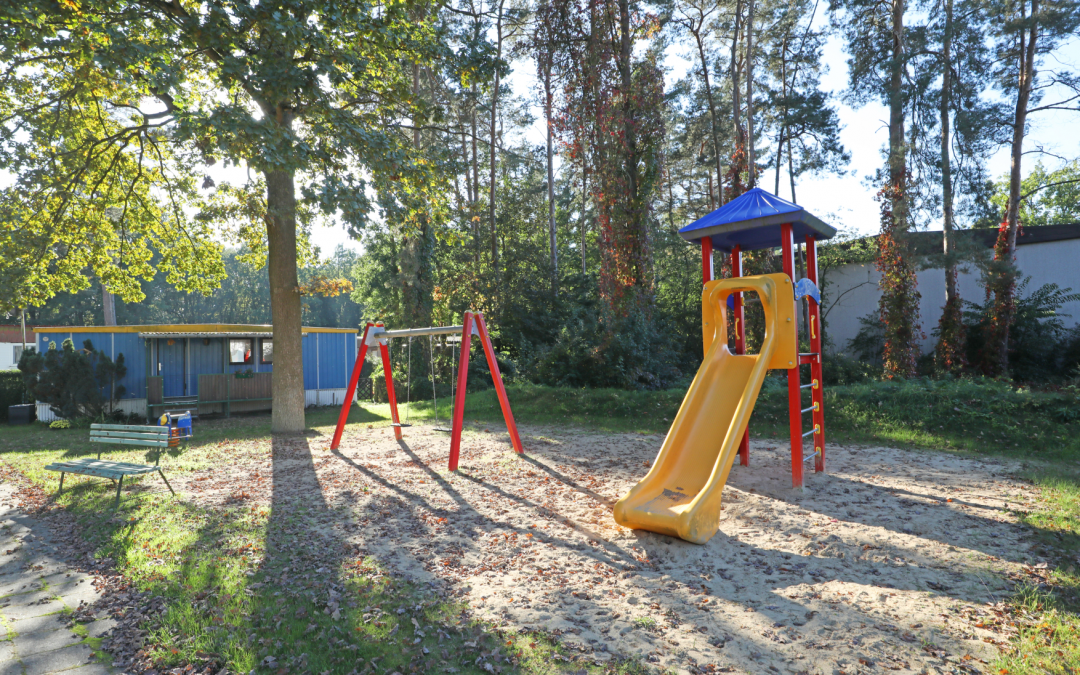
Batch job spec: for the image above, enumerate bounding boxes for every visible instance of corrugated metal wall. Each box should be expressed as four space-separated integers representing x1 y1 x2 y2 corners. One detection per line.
33 329 356 410
35 330 147 400
188 338 223 396
302 334 319 389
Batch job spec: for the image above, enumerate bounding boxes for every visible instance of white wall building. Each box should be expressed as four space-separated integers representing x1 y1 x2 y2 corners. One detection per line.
823 224 1080 355
0 326 33 369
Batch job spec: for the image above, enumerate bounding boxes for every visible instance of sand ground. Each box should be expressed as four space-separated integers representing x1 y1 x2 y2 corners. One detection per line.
177 422 1046 675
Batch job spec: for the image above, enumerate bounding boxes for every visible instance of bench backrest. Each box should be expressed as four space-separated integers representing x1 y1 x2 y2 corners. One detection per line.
89 424 172 448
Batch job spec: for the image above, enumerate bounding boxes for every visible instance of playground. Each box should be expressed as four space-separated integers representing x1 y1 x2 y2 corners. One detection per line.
0 411 1058 675
1 191 1076 675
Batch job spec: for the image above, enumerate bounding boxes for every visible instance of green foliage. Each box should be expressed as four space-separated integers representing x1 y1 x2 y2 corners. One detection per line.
963 278 1080 382
18 339 127 421
0 371 25 421
987 161 1080 228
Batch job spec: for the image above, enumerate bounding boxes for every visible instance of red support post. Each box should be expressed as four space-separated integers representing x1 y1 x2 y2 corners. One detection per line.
448 312 475 471
701 237 714 284
805 235 825 474
474 313 524 454
781 223 803 487
330 322 375 450
380 330 402 441
730 245 750 466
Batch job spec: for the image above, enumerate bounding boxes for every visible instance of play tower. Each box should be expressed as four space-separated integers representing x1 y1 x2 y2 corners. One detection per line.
613 188 835 544
681 187 835 487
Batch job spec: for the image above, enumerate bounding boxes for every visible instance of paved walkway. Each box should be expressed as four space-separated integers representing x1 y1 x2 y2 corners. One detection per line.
0 485 115 675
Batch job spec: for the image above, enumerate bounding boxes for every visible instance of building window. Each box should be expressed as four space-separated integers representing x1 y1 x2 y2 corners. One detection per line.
13 346 22 363
229 339 253 365
261 339 273 364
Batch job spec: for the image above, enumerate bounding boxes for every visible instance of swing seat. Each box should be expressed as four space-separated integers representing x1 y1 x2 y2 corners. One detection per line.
433 426 452 433
391 422 412 428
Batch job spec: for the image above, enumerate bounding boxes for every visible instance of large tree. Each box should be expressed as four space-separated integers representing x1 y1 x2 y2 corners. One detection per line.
981 0 1080 375
1 0 440 431
835 0 922 378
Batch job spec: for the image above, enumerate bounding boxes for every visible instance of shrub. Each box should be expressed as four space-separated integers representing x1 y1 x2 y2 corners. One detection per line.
18 339 127 421
963 278 1080 381
0 371 24 422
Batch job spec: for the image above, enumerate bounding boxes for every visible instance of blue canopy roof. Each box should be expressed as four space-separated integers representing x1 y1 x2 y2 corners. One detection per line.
678 188 836 253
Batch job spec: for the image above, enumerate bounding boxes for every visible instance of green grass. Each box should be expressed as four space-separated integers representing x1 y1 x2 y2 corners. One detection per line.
0 410 648 675
993 470 1080 675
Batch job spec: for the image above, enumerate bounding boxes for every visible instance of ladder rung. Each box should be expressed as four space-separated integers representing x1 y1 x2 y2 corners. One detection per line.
799 352 819 356
800 383 814 389
801 427 819 438
801 405 816 414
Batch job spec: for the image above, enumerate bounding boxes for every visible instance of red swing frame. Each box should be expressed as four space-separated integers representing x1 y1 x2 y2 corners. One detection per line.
329 311 523 470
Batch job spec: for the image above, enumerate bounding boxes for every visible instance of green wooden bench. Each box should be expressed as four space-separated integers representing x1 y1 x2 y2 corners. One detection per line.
45 424 178 509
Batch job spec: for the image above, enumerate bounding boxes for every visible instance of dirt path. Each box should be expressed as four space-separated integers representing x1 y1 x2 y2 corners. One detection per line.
179 423 1046 675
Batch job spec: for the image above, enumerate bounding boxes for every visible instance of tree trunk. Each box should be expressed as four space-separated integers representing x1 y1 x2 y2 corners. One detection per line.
471 82 480 263
265 167 305 433
582 156 588 275
935 0 965 372
788 136 796 201
730 0 743 172
489 0 505 275
878 0 921 379
775 37 788 194
691 24 724 206
102 285 116 326
543 54 558 296
888 0 906 203
745 0 756 188
988 0 1038 374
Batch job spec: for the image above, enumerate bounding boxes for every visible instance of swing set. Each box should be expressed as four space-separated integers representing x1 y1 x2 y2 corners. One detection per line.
329 311 523 471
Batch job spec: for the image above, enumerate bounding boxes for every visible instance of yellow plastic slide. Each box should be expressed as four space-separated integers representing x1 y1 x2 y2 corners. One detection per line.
613 273 796 544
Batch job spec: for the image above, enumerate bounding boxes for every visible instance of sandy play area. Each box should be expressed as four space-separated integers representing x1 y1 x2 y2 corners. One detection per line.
178 422 1046 675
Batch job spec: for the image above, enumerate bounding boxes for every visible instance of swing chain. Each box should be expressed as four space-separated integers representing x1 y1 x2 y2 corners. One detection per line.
405 336 412 422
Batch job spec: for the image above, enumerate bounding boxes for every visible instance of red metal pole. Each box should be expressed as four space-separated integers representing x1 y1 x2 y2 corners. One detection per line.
701 237 714 283
379 331 402 442
806 235 825 474
781 223 803 487
730 245 750 466
448 312 475 471
330 322 374 450
474 313 523 454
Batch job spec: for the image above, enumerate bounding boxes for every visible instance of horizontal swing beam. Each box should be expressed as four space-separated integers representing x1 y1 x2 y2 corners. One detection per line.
371 325 470 340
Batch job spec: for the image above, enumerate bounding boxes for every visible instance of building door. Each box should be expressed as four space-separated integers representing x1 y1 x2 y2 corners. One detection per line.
157 339 186 397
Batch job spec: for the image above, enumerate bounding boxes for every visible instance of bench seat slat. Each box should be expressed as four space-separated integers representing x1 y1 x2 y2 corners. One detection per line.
90 430 169 439
88 437 170 449
46 460 162 478
90 432 170 443
91 423 168 432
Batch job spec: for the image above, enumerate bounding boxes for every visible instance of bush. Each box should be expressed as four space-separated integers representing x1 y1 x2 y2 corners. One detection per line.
963 278 1080 381
822 353 877 386
19 339 127 421
0 371 24 422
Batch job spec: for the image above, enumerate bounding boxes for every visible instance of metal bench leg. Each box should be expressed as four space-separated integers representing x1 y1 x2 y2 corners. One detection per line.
158 470 176 496
58 473 64 495
113 476 123 510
